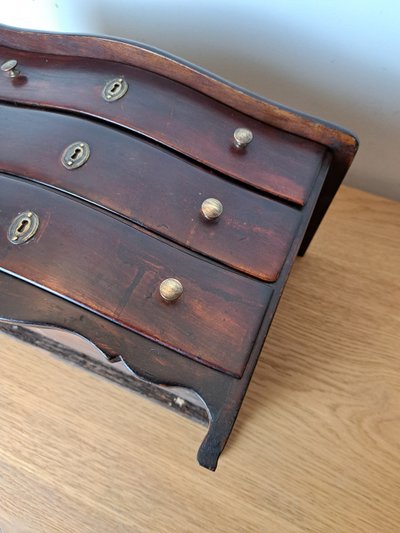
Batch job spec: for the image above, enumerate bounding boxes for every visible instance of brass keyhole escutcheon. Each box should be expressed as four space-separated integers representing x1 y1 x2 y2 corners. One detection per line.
102 77 129 102
7 211 40 245
61 141 90 170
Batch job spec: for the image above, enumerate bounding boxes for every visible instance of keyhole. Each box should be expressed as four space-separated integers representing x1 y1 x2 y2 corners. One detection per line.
8 211 39 244
110 82 121 94
16 218 30 235
70 147 82 161
62 142 89 169
102 78 127 102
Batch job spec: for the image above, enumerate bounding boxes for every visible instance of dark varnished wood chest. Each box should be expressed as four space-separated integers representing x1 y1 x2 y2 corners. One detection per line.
0 24 358 470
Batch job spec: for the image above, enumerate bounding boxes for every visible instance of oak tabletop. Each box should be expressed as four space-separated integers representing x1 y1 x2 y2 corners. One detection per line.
0 185 399 533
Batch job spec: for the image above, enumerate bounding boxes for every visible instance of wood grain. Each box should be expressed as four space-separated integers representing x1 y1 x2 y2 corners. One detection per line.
0 103 302 282
0 24 358 159
0 45 326 205
0 23 359 256
0 175 272 378
0 186 398 532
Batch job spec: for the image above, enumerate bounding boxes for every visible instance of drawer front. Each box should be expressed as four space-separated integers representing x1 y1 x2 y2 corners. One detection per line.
0 47 326 205
0 175 272 378
0 104 301 282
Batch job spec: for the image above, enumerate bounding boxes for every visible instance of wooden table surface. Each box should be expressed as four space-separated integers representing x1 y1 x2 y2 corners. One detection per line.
0 186 399 533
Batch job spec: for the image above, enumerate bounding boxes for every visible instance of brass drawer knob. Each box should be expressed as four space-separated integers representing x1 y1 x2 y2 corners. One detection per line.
1 59 20 78
160 278 183 302
233 127 253 149
201 198 223 220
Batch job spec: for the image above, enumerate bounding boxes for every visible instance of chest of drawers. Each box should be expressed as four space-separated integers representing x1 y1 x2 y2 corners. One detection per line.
0 24 358 470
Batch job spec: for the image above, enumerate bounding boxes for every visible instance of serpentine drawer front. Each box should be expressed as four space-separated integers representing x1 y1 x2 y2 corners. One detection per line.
0 175 272 378
0 45 326 205
0 104 302 282
0 24 358 470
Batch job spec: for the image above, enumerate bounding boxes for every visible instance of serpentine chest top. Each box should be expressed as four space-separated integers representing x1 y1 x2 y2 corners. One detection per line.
0 24 358 470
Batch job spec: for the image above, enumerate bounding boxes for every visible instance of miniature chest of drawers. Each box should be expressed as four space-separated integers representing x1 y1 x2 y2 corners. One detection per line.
0 24 358 470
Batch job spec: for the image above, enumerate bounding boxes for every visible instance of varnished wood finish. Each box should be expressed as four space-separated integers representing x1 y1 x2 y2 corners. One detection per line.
0 25 357 160
0 154 330 469
0 46 326 206
0 104 302 282
0 269 244 470
0 187 398 532
0 175 272 378
0 24 359 254
0 25 358 469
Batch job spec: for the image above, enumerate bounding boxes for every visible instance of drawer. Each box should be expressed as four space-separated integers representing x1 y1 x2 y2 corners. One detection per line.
0 104 302 282
0 175 272 378
0 46 326 205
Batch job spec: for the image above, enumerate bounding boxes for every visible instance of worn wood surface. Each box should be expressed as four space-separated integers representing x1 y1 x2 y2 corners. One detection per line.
0 45 327 205
0 25 357 162
0 186 398 532
0 149 328 469
0 174 272 378
0 24 359 257
0 104 302 282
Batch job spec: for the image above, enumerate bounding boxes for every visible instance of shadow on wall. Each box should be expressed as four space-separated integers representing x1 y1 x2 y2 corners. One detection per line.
3 0 399 200
90 3 400 201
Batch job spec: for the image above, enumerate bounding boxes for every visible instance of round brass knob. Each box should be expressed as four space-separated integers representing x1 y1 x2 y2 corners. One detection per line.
233 127 253 149
1 59 20 78
201 198 223 220
159 278 183 302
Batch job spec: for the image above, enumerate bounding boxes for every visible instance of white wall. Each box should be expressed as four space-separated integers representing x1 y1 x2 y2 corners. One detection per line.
2 0 399 199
